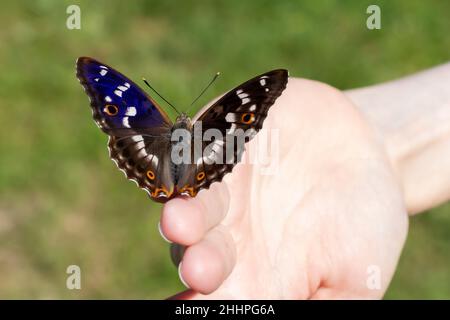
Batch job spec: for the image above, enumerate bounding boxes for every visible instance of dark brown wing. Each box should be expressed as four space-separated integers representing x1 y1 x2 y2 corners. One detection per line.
108 133 175 203
175 69 288 197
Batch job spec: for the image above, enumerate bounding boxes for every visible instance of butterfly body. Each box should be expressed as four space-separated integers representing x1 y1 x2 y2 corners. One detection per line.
76 57 288 203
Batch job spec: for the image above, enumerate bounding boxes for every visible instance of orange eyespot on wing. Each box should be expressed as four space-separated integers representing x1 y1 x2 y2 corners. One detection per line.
196 172 206 181
241 113 255 124
104 104 119 116
146 170 155 180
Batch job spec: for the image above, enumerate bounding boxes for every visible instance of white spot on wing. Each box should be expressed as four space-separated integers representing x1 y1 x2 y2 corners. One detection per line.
105 96 112 102
260 78 266 86
99 65 108 69
124 82 130 88
100 69 108 76
123 117 130 128
94 78 99 82
125 106 137 116
249 104 256 111
151 155 159 168
114 90 123 97
241 98 250 104
237 91 249 99
131 135 144 142
118 85 128 91
225 112 236 122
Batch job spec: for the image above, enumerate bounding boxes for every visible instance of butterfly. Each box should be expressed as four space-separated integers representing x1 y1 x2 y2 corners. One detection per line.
76 57 288 203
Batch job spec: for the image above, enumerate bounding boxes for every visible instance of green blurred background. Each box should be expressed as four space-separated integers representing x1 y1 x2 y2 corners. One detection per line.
0 0 448 299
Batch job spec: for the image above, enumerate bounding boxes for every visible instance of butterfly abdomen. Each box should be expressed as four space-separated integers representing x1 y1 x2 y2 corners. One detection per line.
170 160 180 183
169 116 193 184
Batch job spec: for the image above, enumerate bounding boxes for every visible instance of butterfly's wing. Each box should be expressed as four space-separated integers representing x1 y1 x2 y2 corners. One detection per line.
175 69 288 197
76 57 175 202
76 57 172 136
108 135 174 202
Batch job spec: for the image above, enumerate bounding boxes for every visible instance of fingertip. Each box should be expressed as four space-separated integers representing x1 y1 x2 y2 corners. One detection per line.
180 244 225 294
160 184 231 246
161 197 206 245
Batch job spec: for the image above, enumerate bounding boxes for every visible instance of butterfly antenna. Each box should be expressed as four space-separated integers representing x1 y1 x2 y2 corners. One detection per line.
142 78 180 115
185 72 220 114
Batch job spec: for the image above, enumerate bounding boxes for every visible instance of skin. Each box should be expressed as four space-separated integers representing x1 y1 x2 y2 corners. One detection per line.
159 63 450 299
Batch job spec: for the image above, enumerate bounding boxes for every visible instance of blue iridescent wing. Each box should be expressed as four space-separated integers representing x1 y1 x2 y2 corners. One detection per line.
76 57 175 202
76 56 172 136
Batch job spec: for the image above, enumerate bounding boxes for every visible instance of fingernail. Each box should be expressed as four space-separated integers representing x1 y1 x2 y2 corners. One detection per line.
158 221 172 243
178 262 190 288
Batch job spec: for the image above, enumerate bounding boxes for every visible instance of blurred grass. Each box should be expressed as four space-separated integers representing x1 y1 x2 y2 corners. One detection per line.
0 0 448 298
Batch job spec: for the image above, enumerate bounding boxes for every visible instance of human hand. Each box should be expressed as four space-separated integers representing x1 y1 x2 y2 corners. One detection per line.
159 78 409 299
